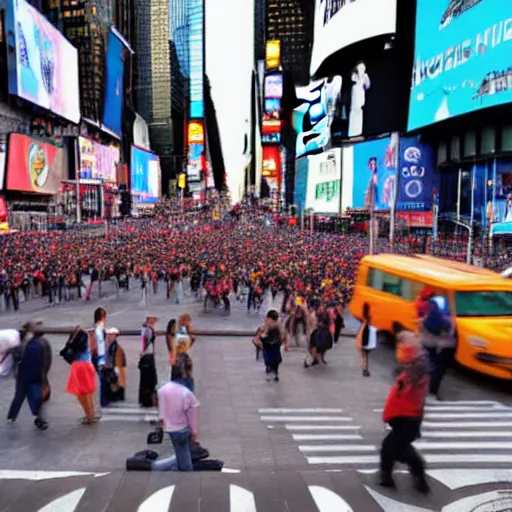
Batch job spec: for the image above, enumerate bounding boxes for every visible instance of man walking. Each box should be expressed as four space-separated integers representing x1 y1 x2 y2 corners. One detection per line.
7 321 52 430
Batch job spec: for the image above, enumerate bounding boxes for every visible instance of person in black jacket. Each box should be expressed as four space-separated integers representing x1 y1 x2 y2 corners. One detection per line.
7 321 52 430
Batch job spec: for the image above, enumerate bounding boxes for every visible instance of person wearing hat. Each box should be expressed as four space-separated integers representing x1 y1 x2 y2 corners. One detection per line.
7 321 52 430
106 327 126 402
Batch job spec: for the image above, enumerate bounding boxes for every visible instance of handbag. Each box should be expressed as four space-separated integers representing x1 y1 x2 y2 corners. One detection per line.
59 326 82 365
42 383 51 402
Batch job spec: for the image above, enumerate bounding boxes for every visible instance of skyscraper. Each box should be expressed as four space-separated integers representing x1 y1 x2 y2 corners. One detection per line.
134 0 173 181
264 0 313 86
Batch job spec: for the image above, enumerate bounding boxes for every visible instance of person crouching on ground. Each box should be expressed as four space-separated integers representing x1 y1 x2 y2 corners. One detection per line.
254 310 286 382
379 332 430 494
157 364 200 471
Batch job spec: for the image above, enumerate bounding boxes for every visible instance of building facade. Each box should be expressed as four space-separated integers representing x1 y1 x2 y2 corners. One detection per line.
134 0 173 186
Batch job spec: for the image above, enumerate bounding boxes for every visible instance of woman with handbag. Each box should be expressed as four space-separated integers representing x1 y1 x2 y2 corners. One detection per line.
138 316 158 407
63 327 98 424
356 303 377 377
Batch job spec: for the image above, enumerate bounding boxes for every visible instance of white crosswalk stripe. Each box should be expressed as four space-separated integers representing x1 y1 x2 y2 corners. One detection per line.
99 402 157 423
260 401 512 469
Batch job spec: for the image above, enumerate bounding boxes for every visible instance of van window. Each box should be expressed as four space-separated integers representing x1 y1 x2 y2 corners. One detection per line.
367 268 424 301
455 291 512 317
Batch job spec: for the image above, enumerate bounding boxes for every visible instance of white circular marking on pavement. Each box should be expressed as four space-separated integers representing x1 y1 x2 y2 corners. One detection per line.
442 490 512 512
365 486 434 512
427 469 512 490
38 488 86 512
308 485 353 512
229 484 257 512
137 485 175 512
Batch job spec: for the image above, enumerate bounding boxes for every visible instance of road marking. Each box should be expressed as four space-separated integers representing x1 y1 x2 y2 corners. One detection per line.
138 486 175 512
423 412 512 419
258 408 344 413
229 484 257 512
425 399 499 406
422 421 512 428
38 488 86 512
0 470 108 481
427 469 512 490
260 416 352 422
285 425 360 431
101 407 158 415
414 441 512 450
374 405 511 412
365 486 433 512
308 455 380 464
442 489 512 512
424 454 512 464
99 415 155 423
308 485 353 512
299 445 377 453
422 431 512 438
292 434 363 441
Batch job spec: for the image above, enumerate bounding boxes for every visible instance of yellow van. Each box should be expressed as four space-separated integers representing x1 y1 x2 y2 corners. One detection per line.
349 254 512 380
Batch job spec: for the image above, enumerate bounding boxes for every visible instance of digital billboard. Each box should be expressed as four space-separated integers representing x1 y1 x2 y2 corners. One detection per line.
78 137 120 183
397 137 436 211
310 0 397 76
352 135 399 211
130 146 161 204
262 145 281 191
0 138 6 191
189 0 204 119
187 143 204 182
294 156 309 212
408 0 512 131
264 74 283 98
305 149 342 214
102 28 125 136
5 0 80 123
6 134 66 194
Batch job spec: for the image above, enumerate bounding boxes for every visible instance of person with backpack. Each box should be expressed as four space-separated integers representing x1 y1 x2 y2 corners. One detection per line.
254 310 286 382
7 321 52 430
63 327 98 424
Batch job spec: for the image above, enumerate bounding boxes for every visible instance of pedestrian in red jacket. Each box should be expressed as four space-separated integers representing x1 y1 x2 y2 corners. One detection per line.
379 333 430 493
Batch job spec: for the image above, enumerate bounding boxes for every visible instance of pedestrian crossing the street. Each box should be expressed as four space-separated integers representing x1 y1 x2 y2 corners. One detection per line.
259 400 512 469
99 402 157 423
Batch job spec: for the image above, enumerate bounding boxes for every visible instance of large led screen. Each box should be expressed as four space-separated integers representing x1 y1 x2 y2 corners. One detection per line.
102 29 125 136
6 134 66 194
305 149 342 214
0 138 6 191
78 137 120 183
352 135 398 211
189 0 204 119
310 0 397 76
5 0 80 124
131 146 161 204
408 0 512 131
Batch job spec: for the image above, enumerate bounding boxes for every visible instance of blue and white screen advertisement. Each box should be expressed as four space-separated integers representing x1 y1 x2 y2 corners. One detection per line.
5 0 80 123
352 135 398 211
294 76 342 158
102 29 125 136
397 137 436 211
408 0 512 131
130 146 161 204
187 143 204 182
294 156 309 213
188 0 204 119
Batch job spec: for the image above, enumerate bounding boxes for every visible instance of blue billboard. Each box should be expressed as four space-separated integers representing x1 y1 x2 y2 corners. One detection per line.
353 135 399 211
408 0 512 131
294 156 309 213
189 0 204 119
131 146 161 204
102 28 125 136
397 137 436 211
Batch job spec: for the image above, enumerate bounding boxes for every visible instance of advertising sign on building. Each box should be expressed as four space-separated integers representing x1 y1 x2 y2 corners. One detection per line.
305 148 342 214
78 137 120 183
397 137 436 211
0 137 6 191
5 0 80 124
265 40 281 70
6 134 66 195
408 0 512 131
133 113 151 150
130 146 161 204
310 0 397 75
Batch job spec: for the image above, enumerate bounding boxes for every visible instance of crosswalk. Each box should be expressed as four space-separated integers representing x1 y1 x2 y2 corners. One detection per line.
259 400 512 469
99 402 158 423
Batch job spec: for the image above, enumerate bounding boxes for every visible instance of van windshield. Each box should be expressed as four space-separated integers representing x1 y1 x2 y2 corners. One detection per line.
455 291 512 317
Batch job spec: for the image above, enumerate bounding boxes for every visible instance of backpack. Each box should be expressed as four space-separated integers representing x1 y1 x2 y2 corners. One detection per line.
60 328 88 365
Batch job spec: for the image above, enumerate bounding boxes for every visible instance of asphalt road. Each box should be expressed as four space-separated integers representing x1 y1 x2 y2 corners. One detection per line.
0 284 511 511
